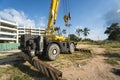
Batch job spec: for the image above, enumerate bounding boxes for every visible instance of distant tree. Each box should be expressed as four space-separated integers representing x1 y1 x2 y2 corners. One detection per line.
69 34 79 42
62 29 66 36
104 23 120 41
83 27 90 38
82 38 94 42
76 28 83 39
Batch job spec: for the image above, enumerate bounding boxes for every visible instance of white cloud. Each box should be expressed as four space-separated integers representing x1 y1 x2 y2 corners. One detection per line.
0 8 35 27
117 9 120 13
37 16 46 27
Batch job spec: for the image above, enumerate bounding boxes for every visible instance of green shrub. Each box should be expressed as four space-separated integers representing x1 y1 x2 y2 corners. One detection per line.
105 58 119 65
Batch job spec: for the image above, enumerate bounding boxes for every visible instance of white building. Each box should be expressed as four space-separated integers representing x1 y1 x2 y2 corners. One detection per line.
18 27 45 37
0 18 18 43
0 18 45 43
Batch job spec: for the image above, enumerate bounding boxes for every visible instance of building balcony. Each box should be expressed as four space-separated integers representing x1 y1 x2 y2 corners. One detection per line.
0 19 18 26
0 25 17 31
0 31 17 36
0 37 16 41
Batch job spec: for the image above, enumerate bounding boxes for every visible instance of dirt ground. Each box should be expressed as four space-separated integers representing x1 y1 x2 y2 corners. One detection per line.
0 45 120 80
60 45 120 80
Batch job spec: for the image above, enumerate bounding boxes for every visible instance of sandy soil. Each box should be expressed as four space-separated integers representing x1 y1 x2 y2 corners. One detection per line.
0 46 120 80
61 45 120 80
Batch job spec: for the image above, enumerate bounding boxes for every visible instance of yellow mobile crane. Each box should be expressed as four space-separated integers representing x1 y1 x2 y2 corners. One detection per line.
20 0 75 60
45 0 70 41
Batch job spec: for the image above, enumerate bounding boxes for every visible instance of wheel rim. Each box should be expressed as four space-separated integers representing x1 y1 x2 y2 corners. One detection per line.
52 49 57 55
47 44 60 60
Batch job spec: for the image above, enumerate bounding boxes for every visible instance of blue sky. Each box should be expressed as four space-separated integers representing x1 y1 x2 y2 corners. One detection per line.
0 0 120 40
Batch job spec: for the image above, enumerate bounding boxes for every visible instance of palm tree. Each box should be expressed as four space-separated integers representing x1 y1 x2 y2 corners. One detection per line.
76 28 83 38
83 27 90 39
62 29 66 36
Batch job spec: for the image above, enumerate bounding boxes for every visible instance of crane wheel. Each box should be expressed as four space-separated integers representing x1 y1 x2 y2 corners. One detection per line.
69 43 75 54
47 43 60 61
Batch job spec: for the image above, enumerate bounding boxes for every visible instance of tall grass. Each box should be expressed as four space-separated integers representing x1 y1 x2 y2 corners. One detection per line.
77 40 120 48
100 41 120 48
